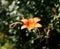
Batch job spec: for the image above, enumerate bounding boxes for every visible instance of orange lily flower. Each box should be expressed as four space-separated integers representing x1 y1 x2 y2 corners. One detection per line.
21 17 42 31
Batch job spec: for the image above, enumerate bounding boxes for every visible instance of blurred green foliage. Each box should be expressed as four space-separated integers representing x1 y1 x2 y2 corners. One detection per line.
0 0 60 49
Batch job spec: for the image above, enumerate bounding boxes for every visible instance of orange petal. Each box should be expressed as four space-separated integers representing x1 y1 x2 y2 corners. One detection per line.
27 27 33 31
33 17 41 23
21 18 28 24
21 25 27 29
28 28 31 31
29 19 34 22
35 23 42 28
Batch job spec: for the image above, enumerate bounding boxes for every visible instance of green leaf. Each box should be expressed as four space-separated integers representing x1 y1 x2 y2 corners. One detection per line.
57 29 60 33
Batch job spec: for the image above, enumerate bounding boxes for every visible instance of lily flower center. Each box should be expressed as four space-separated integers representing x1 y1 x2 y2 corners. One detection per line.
26 21 35 29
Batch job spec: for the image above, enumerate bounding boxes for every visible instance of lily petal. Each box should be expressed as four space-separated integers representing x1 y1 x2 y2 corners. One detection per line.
29 19 34 22
21 18 28 24
21 25 27 29
28 28 32 31
33 17 41 23
27 27 34 31
35 23 42 28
